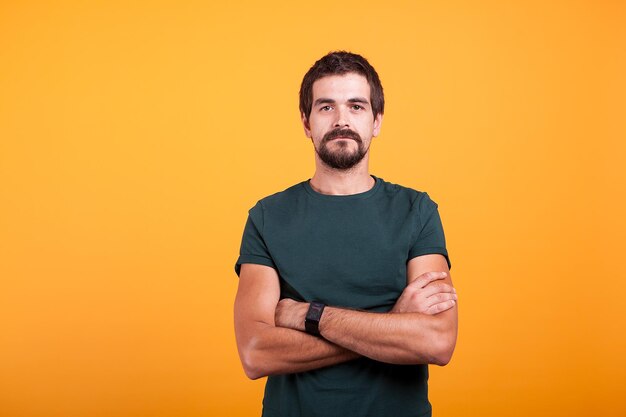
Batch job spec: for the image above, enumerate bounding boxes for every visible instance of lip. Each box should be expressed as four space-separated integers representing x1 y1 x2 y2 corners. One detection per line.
330 137 355 141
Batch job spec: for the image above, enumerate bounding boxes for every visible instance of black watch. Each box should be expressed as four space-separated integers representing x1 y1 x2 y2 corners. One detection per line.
305 301 326 336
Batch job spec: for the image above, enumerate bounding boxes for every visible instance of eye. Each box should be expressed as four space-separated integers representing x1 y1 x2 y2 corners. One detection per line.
321 105 333 111
352 104 364 110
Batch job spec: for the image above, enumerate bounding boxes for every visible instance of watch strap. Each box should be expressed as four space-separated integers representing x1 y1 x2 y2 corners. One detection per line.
305 301 326 336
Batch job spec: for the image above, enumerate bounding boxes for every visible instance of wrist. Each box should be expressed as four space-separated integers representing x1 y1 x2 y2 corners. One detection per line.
296 302 309 331
275 299 310 331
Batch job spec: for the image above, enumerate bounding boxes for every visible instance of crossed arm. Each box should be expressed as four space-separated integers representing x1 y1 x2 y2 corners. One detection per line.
233 254 458 380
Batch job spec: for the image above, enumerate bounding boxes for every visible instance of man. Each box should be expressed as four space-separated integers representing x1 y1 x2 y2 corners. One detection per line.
233 51 458 417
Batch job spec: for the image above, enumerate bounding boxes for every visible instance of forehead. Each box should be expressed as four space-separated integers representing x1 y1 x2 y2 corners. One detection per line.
311 73 371 101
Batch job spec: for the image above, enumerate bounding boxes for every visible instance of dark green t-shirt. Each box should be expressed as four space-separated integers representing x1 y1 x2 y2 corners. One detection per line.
235 174 451 417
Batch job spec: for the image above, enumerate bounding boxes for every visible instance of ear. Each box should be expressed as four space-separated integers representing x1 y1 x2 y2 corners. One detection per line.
372 113 383 137
301 112 312 138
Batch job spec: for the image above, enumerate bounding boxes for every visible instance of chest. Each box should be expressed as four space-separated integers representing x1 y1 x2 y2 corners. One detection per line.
264 202 415 310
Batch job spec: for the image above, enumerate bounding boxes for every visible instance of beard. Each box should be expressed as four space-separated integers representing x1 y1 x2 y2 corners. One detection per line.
316 128 369 170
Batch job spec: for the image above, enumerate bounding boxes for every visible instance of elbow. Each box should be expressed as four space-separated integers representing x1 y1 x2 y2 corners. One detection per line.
406 336 455 366
241 352 262 380
428 318 457 366
239 337 268 380
431 331 457 367
242 361 264 380
432 344 455 366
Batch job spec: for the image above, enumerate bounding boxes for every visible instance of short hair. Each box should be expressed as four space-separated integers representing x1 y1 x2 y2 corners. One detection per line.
299 51 385 120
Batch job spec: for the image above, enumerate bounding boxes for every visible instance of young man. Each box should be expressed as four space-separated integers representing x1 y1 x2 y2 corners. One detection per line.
234 51 458 417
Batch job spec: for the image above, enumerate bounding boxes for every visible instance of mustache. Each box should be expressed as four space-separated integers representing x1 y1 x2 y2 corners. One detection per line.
323 128 362 143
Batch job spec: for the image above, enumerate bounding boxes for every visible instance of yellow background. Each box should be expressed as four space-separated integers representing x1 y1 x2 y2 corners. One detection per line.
1 1 624 416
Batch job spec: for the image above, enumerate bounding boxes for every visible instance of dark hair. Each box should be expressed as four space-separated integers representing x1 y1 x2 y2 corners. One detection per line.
299 51 384 120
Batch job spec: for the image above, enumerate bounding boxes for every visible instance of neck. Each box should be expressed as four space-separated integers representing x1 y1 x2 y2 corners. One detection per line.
309 157 374 196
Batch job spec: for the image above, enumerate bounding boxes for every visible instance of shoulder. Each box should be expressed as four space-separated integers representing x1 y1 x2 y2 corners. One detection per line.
259 181 306 206
375 176 437 209
248 181 307 215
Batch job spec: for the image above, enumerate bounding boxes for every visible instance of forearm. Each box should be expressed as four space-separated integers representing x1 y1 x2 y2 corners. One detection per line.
319 307 454 365
238 322 359 379
277 300 456 366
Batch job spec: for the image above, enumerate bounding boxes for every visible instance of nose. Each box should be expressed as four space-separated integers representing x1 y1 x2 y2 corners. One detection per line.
333 106 350 129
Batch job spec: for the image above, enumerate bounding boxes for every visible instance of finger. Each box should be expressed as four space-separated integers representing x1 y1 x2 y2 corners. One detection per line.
425 292 458 306
421 283 455 298
426 300 456 315
411 271 448 289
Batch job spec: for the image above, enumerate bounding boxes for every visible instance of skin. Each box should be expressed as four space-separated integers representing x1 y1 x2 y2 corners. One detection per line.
274 255 457 365
233 72 459 379
303 73 381 195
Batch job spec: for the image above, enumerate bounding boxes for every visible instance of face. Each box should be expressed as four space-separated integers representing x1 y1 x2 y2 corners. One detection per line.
302 73 383 170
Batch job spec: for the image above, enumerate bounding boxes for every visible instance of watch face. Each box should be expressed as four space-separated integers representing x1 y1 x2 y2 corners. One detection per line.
305 302 325 336
306 302 325 321
308 303 324 318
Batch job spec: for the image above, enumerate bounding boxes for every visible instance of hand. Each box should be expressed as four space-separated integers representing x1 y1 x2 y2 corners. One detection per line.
392 271 457 314
275 298 308 331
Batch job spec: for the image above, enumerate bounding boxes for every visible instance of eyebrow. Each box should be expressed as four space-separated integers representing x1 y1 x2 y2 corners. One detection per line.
347 97 370 105
314 98 335 106
313 97 370 106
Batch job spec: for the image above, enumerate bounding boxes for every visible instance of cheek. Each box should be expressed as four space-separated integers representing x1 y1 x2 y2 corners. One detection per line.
314 125 329 139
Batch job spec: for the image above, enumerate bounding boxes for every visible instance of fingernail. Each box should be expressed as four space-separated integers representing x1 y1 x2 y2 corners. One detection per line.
452 288 456 293
441 272 447 277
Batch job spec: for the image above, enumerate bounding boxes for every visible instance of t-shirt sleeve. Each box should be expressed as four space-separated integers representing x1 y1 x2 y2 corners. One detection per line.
408 192 452 270
234 201 277 277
